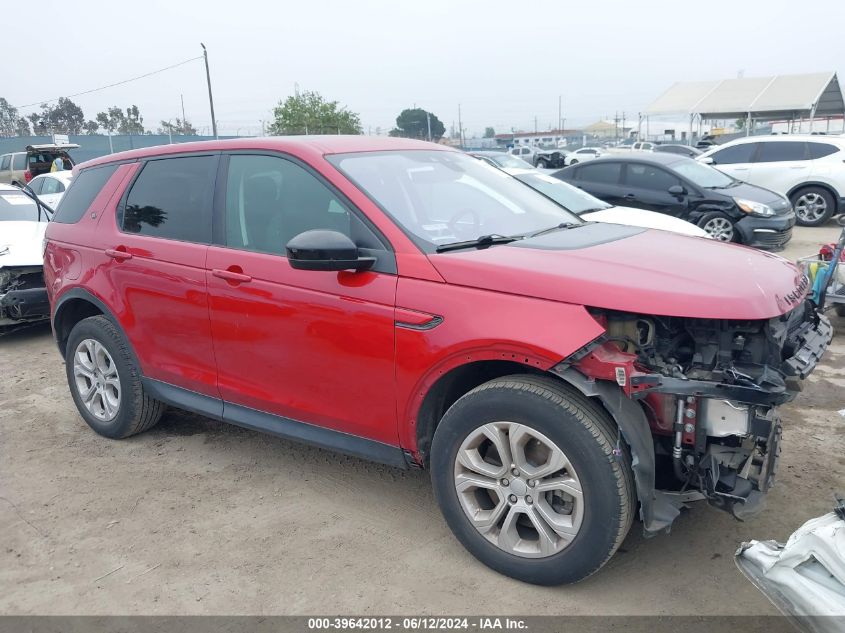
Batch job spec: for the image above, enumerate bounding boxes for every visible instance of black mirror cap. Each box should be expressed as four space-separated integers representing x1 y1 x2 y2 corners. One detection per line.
668 184 686 195
286 229 375 272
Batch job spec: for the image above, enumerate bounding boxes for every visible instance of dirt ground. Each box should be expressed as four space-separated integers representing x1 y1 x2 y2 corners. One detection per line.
2 225 844 616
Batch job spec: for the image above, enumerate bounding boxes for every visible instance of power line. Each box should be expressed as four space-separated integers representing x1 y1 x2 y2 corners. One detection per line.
14 56 203 109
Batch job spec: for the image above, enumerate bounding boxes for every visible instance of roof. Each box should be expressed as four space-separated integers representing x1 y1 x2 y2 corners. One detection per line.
579 153 692 167
645 72 845 120
79 135 449 170
32 170 74 182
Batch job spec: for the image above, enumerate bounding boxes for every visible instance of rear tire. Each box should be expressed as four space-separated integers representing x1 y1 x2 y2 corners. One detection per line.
791 186 835 227
569 159 579 165
65 315 164 439
535 159 547 169
430 375 634 585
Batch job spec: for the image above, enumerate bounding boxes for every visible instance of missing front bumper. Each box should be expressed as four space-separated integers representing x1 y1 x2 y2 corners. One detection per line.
0 287 50 323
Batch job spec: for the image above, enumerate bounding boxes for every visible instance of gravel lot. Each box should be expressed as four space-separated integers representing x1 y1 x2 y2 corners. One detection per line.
2 225 844 616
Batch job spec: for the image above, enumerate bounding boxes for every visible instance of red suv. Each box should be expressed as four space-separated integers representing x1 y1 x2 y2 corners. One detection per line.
44 137 831 585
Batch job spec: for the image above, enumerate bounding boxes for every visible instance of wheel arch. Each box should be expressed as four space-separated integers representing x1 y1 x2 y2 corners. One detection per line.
53 288 125 360
787 181 841 212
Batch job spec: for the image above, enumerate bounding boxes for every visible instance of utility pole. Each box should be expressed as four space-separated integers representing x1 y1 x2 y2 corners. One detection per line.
200 43 218 139
426 111 432 142
622 112 626 139
534 116 538 134
180 94 187 136
558 96 562 133
457 104 463 149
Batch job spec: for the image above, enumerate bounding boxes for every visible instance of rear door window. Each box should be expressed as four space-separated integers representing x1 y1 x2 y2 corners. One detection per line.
41 177 65 195
710 143 757 165
755 141 807 163
807 142 840 159
53 164 119 224
576 162 622 185
120 155 217 243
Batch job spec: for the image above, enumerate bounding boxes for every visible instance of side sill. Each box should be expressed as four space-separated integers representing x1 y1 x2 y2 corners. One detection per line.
141 378 408 470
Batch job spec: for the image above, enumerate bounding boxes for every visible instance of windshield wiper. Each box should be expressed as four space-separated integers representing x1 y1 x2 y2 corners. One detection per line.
528 222 581 238
17 184 55 222
435 234 522 253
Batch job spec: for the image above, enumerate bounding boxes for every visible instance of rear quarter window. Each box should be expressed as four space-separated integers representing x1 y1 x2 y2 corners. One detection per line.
807 142 840 159
12 154 26 170
577 162 622 185
53 164 119 224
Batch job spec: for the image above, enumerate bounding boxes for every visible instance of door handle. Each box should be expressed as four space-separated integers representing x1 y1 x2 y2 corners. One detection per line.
624 193 636 199
105 247 132 261
212 267 252 283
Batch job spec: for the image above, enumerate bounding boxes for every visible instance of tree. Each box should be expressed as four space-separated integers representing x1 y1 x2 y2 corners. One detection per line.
484 127 495 138
96 105 146 135
27 97 85 135
0 98 23 137
15 117 30 136
267 90 361 135
388 108 445 141
83 120 100 135
157 118 198 136
735 118 746 130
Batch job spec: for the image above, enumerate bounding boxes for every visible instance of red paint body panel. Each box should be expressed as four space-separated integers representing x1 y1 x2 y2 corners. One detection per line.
429 232 804 320
394 277 606 452
206 246 398 443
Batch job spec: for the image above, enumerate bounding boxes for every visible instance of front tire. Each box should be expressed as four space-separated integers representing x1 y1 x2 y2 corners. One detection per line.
699 212 737 242
65 315 165 439
535 159 547 169
569 159 579 165
430 375 634 585
791 186 835 227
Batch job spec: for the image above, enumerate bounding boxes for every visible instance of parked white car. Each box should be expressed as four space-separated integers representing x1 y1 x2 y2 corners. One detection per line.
698 135 845 226
28 171 73 209
502 167 709 237
564 147 602 166
0 184 52 326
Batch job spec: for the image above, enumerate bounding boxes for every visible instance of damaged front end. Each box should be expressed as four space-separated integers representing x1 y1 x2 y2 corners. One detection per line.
554 299 832 532
0 266 50 326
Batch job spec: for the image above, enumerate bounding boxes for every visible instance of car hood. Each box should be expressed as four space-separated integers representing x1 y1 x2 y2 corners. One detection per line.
581 206 709 238
713 182 792 214
0 221 47 268
428 223 806 320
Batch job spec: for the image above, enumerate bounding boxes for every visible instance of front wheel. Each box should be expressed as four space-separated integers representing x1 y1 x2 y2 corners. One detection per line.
535 159 547 169
698 212 737 242
569 159 579 165
430 375 634 585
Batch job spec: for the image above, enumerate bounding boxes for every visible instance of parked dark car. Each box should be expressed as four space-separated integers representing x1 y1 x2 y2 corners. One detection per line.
653 144 702 158
552 153 795 249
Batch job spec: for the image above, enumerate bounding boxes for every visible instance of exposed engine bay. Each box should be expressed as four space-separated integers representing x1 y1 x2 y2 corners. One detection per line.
0 266 50 326
567 301 832 525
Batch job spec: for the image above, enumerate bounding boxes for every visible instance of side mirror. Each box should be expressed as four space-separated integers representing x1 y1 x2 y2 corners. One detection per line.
286 230 375 272
699 156 714 165
668 185 686 196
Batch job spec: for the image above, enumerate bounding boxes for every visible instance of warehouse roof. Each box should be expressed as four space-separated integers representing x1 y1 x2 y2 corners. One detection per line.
645 72 844 120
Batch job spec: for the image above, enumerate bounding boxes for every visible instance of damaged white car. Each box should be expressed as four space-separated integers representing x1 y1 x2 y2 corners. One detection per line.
0 183 52 327
736 499 845 632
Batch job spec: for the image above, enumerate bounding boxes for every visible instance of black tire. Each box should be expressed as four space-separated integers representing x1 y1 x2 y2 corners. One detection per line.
834 305 845 318
65 315 165 439
698 211 737 243
791 186 835 227
430 375 634 585
569 159 579 165
535 159 547 169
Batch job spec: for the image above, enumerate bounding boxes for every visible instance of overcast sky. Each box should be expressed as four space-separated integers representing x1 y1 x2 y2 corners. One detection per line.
4 0 843 137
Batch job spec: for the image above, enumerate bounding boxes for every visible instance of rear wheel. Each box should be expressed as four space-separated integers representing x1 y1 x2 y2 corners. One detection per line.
65 315 164 439
569 159 579 165
535 159 547 169
791 186 835 227
699 212 736 242
430 375 634 585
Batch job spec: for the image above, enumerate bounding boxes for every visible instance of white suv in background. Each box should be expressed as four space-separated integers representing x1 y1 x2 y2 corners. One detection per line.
698 135 845 226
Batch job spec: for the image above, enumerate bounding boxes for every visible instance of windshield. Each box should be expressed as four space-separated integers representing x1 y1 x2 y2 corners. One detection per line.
0 191 44 222
673 159 735 188
330 150 582 250
514 173 611 214
489 154 532 169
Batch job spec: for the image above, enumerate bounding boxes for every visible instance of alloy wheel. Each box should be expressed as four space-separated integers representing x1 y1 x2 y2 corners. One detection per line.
453 422 584 558
73 338 121 421
702 217 734 241
794 192 828 223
